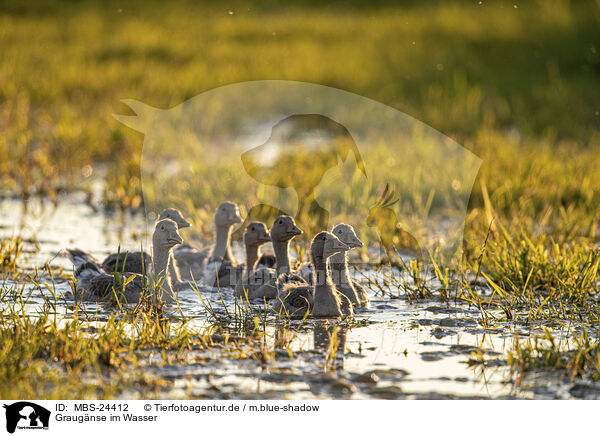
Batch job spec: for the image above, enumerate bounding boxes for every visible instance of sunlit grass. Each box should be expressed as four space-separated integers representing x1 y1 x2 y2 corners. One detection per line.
0 276 245 399
0 0 598 207
0 237 22 274
508 329 600 383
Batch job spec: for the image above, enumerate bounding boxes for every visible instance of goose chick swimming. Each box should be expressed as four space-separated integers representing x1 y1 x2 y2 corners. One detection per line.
200 201 243 287
330 223 369 308
234 221 271 296
174 201 242 284
71 219 182 305
271 231 353 319
238 215 303 300
100 207 191 275
67 208 191 289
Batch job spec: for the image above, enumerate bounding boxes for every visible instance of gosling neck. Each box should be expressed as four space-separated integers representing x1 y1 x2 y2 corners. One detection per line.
245 243 260 274
212 223 233 261
330 251 347 270
312 254 329 289
329 250 358 305
152 243 174 298
273 238 291 275
330 251 350 279
311 253 341 316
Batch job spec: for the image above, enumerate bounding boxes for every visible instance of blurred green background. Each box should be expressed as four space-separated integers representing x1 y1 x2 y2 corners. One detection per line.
0 0 599 248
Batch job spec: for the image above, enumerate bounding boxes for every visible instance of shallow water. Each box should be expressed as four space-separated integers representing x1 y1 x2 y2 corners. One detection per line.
0 195 592 399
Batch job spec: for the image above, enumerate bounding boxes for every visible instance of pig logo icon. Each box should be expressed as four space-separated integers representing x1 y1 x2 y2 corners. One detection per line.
114 80 481 268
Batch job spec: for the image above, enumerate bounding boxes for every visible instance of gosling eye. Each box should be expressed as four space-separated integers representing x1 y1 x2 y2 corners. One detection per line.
278 220 283 225
160 224 165 231
250 226 255 231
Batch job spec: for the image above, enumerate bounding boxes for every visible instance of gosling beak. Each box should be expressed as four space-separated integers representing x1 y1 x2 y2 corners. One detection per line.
289 225 303 236
179 219 192 228
169 234 184 246
259 233 272 243
350 238 364 248
332 239 350 253
231 213 243 224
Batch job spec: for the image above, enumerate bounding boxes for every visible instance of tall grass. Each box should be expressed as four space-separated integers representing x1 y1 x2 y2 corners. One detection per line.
0 237 22 274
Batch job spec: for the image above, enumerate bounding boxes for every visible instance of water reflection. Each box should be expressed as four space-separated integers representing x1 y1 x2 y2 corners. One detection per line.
0 196 148 270
314 321 347 370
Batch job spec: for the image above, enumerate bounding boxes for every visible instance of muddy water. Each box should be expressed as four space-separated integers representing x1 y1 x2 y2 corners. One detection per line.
0 195 581 399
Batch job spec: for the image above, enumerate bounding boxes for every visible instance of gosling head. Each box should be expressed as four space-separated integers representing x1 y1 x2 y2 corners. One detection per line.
311 231 349 263
270 215 303 243
159 208 191 229
332 223 363 249
153 218 183 249
214 201 243 228
244 221 271 247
